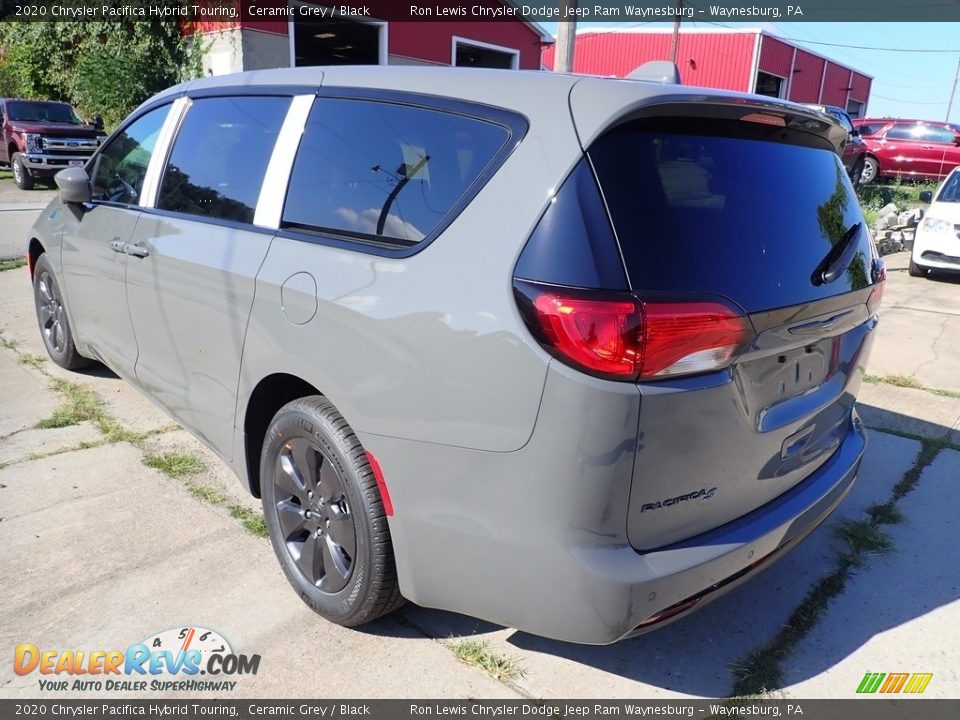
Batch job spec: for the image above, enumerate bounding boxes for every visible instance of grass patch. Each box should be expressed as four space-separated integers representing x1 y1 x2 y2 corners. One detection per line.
0 257 27 272
187 483 226 505
882 374 923 390
832 518 894 565
865 501 904 526
1 336 21 350
448 639 525 683
36 378 102 428
862 373 960 400
859 180 939 211
18 353 46 369
228 505 268 538
730 435 944 697
144 452 205 479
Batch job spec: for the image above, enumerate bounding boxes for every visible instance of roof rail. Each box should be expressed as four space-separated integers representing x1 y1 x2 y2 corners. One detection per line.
626 61 681 85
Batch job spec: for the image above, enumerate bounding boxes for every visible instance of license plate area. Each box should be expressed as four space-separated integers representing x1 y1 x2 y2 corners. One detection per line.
744 337 835 408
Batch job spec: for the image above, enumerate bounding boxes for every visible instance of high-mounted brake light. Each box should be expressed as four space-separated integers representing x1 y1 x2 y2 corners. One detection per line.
740 112 786 127
515 282 753 381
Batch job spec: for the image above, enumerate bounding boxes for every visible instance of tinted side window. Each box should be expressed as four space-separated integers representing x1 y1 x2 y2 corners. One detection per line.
282 98 510 247
886 124 927 141
924 126 957 144
91 105 169 205
157 96 290 224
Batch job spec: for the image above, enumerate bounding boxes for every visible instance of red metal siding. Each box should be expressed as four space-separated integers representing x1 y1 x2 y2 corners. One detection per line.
850 73 871 102
758 35 793 79
389 19 544 69
543 32 756 92
822 63 852 107
787 50 826 103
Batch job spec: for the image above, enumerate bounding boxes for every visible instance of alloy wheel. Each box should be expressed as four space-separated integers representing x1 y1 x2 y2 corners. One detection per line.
273 437 357 593
37 271 66 354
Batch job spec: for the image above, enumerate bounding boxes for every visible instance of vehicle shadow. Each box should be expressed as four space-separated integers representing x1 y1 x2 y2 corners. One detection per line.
73 362 119 380
365 405 957 697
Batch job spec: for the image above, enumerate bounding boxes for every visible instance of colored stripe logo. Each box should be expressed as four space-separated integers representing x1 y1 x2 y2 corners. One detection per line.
857 672 933 694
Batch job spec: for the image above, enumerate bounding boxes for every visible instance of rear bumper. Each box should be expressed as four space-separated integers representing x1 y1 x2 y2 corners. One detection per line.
360 361 867 645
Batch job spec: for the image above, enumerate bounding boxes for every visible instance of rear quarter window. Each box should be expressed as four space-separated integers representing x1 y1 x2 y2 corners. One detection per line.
589 118 873 313
281 98 511 248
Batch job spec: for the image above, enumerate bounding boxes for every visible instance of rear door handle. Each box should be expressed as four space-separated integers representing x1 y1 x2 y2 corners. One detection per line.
109 239 126 253
125 242 150 258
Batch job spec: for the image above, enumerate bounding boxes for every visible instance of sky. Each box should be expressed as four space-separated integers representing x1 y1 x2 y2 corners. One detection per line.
538 21 960 124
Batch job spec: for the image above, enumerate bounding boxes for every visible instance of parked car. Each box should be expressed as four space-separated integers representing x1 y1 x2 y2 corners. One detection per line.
0 98 105 189
851 117 889 138
25 66 884 644
805 104 867 188
855 118 960 183
911 166 960 277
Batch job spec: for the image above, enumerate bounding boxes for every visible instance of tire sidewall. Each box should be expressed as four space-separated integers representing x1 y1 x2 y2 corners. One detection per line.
260 401 378 625
12 153 33 190
33 254 72 366
862 157 878 184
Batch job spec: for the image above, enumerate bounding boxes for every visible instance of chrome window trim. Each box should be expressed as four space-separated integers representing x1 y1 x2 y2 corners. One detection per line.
253 94 314 230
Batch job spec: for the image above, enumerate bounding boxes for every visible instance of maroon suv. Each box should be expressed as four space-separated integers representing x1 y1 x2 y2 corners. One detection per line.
854 118 960 183
0 99 105 189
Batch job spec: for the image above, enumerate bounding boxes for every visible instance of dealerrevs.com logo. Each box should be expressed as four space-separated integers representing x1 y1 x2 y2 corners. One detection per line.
13 626 260 692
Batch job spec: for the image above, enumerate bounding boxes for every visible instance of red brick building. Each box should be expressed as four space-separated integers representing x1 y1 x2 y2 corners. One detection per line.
543 28 872 117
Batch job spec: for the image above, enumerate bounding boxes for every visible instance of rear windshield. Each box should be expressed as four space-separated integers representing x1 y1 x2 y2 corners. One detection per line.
7 101 84 125
589 119 873 313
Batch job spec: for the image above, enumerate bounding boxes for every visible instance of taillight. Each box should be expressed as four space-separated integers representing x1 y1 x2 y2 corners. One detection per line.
515 281 752 381
642 302 752 378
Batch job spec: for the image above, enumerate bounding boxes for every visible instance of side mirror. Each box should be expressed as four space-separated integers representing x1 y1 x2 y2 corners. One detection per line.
91 115 104 131
919 190 933 203
55 167 92 204
851 128 861 137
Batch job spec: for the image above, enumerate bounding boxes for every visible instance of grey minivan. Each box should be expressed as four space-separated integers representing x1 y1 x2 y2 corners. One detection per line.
27 66 883 644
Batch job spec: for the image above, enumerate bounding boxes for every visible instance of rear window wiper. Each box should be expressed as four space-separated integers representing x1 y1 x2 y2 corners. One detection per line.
812 222 862 286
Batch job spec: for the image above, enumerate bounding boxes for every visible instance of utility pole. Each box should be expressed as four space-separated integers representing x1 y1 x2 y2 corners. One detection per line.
947 55 960 124
555 0 578 73
670 0 684 64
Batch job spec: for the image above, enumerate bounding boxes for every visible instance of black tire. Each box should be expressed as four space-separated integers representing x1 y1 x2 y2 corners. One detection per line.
849 156 866 191
12 152 34 190
908 258 927 278
32 253 94 370
261 396 403 627
861 156 879 185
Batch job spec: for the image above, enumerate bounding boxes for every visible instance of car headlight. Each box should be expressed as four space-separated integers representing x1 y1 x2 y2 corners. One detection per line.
22 133 43 153
921 216 955 236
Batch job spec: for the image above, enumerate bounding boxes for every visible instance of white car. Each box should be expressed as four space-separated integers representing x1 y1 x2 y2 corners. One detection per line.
911 167 960 277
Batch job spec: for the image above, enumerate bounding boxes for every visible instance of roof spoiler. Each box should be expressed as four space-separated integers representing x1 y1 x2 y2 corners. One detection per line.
626 61 681 85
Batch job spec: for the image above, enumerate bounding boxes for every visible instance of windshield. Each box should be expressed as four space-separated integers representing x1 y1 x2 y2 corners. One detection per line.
936 171 960 203
7 101 85 125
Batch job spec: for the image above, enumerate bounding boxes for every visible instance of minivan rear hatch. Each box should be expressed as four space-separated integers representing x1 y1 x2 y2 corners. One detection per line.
572 86 884 550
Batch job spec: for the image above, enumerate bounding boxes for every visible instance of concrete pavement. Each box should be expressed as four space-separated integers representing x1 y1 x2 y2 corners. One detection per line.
1 211 959 699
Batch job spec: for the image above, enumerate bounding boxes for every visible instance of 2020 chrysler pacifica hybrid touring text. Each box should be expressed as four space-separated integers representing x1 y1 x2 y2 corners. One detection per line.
26 66 883 644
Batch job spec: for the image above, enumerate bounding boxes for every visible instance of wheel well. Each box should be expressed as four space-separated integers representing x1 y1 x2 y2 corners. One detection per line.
28 238 45 277
8 143 17 160
244 373 322 498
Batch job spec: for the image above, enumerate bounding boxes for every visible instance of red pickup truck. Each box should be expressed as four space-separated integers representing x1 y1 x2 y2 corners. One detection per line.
0 98 106 189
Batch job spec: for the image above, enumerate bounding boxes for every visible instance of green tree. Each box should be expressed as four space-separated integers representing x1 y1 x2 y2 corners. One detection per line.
0 14 202 128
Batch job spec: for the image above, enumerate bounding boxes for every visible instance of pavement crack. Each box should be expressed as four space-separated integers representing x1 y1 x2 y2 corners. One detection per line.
913 315 950 378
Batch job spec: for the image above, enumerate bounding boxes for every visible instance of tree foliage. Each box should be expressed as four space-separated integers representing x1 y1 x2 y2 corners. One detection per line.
0 17 202 128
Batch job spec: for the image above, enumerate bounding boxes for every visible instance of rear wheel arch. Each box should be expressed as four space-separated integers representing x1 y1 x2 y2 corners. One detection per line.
243 373 324 498
28 238 45 277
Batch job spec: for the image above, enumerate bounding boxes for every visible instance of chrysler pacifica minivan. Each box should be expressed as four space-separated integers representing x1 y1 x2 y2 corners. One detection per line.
27 66 883 644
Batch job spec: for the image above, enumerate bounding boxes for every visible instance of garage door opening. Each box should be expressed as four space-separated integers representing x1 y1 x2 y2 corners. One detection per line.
292 18 386 66
452 37 519 70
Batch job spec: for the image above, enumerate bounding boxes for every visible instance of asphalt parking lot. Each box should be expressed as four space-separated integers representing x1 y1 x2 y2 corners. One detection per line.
0 187 958 699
